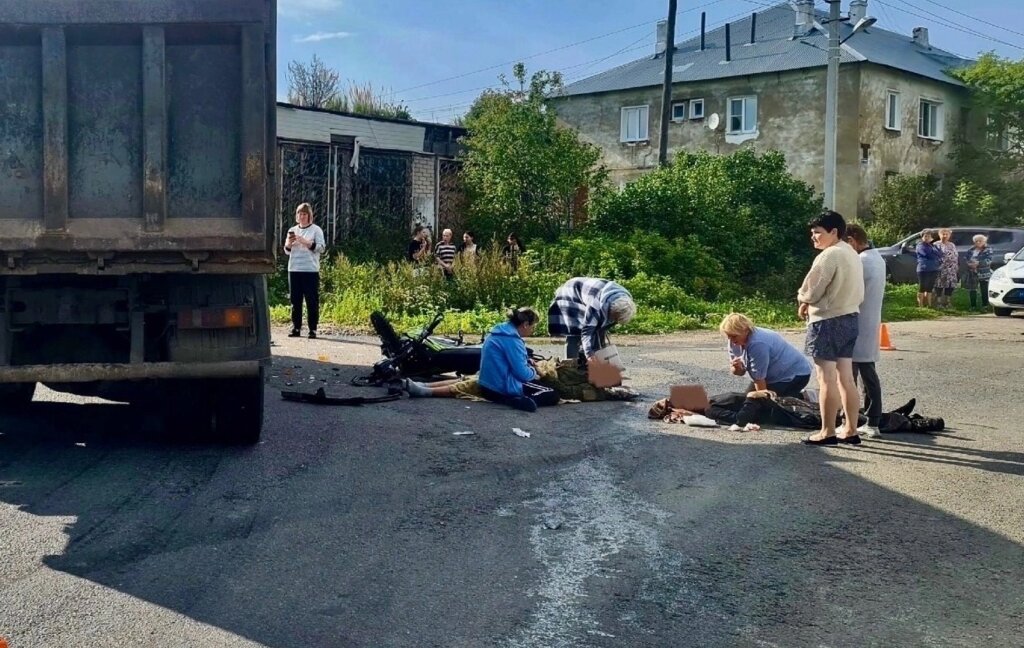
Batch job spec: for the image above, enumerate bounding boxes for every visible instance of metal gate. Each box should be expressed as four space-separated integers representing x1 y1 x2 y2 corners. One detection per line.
437 158 465 234
278 140 463 255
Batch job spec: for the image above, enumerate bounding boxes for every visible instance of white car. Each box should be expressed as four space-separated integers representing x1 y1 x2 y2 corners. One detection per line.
989 248 1024 317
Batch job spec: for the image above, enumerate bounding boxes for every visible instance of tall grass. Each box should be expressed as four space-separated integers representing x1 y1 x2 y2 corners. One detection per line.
270 251 961 336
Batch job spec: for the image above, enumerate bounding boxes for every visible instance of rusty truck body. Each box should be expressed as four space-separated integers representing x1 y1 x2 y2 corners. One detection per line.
0 0 278 442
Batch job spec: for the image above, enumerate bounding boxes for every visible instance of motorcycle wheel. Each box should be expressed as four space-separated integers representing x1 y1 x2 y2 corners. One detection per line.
371 311 403 357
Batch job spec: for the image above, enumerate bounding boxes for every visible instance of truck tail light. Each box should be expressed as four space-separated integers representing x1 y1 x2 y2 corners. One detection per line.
177 306 254 329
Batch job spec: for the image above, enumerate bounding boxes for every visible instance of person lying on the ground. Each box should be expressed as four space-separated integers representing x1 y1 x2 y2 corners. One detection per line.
403 357 639 405
547 277 636 362
405 308 557 412
719 313 812 397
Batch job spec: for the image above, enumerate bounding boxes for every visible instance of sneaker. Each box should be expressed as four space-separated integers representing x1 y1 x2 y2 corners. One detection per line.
288 329 301 338
857 424 881 438
308 331 317 339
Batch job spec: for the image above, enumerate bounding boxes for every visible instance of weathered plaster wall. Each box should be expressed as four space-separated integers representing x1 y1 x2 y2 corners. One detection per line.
856 63 972 217
553 65 863 215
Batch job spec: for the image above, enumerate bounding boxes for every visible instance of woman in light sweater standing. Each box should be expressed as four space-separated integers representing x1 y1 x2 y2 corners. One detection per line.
284 202 326 339
797 210 865 446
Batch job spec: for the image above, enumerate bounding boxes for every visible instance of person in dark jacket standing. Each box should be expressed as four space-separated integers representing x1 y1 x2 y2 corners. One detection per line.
284 202 325 339
915 229 943 308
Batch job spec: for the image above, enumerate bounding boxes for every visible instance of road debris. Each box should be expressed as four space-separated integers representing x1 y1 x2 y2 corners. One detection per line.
513 428 530 438
452 431 475 436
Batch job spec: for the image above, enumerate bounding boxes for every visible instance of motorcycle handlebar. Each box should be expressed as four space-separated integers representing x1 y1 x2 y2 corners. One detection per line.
418 313 445 341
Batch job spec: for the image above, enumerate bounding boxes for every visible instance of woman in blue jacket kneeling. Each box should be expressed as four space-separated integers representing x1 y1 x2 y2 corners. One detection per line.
476 307 558 412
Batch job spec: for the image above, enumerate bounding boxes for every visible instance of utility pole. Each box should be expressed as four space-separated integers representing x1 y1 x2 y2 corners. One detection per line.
658 0 678 166
823 0 841 210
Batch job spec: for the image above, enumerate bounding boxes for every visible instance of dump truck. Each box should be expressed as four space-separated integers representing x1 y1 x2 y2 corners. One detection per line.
0 0 278 443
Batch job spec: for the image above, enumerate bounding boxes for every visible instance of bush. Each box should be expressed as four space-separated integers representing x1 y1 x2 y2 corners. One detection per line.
868 174 943 240
587 149 819 297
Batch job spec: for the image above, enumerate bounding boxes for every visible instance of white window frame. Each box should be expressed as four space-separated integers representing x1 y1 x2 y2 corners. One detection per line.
727 95 758 134
620 105 650 143
689 98 705 119
671 102 687 122
918 98 944 141
885 91 901 132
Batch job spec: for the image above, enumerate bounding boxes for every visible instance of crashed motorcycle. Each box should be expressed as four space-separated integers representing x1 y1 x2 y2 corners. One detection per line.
354 311 484 386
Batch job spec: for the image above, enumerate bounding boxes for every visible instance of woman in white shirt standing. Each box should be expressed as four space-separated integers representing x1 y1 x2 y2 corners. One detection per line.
284 202 326 339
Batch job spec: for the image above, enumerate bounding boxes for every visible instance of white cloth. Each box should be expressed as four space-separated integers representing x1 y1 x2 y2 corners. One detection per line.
285 224 326 272
852 247 886 363
683 414 718 428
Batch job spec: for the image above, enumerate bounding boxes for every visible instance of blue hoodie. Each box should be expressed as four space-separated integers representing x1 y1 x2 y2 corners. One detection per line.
478 321 538 397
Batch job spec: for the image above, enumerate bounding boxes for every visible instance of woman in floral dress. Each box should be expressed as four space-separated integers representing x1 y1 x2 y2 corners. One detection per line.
934 228 960 309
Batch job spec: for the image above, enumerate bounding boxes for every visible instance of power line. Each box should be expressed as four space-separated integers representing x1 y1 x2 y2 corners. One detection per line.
918 0 1024 40
415 3 796 119
395 0 732 96
394 22 654 95
877 0 1024 52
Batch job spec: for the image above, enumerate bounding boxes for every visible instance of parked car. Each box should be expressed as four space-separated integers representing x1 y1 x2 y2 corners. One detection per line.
877 227 1024 284
989 247 1024 317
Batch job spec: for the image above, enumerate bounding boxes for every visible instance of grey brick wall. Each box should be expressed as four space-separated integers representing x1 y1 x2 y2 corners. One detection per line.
411 155 436 228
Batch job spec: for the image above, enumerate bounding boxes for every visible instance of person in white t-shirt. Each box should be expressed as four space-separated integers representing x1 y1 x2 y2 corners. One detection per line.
284 202 326 339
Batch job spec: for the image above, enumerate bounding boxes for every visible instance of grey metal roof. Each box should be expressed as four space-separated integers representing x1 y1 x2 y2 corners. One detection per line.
561 3 971 97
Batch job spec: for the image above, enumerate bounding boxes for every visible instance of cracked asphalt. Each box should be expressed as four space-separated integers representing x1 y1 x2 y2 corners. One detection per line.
1 315 1022 647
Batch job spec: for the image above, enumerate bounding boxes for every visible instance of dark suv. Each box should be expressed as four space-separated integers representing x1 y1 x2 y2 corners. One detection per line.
877 227 1024 284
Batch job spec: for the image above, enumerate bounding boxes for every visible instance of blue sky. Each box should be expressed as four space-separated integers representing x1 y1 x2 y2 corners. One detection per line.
276 0 1024 123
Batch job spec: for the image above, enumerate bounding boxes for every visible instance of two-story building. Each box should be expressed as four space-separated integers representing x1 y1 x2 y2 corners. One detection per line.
553 0 976 220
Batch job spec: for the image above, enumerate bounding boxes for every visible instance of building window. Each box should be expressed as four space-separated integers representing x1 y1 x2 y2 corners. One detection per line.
671 102 687 122
918 99 943 140
727 96 758 134
885 91 901 131
620 105 649 142
690 98 705 119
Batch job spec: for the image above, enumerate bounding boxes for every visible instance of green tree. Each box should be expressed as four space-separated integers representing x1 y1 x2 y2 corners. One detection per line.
587 150 820 296
868 174 944 242
946 53 1024 225
460 64 607 242
288 55 410 120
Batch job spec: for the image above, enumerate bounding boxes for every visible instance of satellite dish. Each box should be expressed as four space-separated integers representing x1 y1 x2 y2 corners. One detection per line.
707 113 721 131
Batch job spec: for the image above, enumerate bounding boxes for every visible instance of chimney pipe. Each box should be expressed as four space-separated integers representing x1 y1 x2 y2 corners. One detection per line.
750 12 757 44
725 23 731 62
656 19 668 56
913 26 930 48
793 0 814 37
850 0 868 24
700 12 706 51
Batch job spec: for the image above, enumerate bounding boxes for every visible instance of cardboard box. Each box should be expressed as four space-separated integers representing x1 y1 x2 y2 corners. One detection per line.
669 384 709 413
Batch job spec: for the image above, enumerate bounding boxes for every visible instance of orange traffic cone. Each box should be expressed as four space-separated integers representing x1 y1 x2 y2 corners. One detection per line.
879 323 896 351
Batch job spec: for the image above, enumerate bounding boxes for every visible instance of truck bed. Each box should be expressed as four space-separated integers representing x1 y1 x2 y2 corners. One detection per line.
0 0 277 274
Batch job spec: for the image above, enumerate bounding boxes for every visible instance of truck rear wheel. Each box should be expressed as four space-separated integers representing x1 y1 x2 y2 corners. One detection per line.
211 368 266 445
0 382 36 409
166 369 265 445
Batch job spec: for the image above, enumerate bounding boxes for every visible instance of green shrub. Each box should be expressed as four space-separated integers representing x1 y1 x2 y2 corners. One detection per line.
587 149 819 297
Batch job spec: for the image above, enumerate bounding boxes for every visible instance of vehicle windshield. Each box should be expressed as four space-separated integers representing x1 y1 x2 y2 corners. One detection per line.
1014 248 1024 262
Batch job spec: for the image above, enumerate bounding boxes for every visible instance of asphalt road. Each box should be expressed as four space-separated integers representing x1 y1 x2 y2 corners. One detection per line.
2 316 1023 647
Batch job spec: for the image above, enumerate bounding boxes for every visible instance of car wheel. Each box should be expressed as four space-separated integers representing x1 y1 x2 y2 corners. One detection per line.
993 307 1013 317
